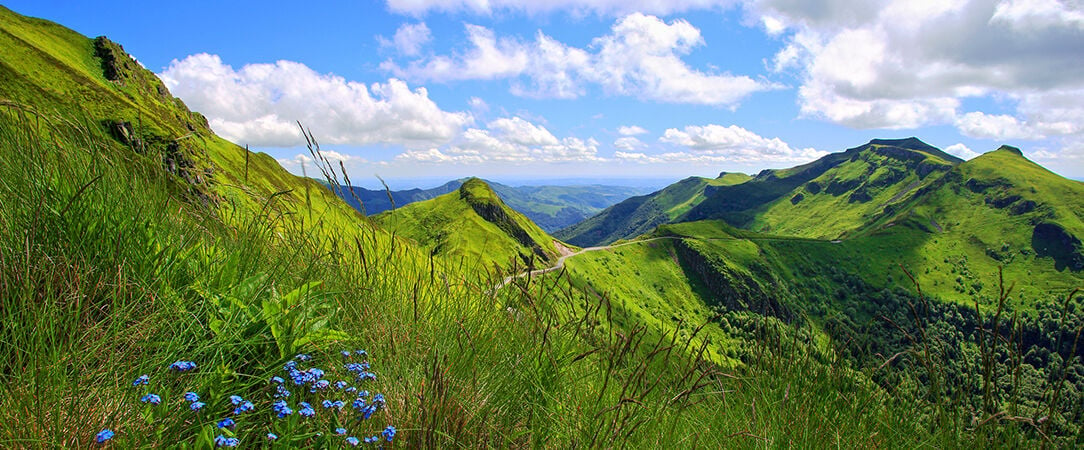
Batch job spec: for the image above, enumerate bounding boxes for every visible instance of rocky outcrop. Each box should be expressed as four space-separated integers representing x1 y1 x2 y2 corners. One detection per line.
1031 222 1084 271
672 239 793 322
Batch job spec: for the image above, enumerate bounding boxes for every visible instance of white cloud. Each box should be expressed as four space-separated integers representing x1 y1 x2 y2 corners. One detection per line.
991 0 1084 30
613 136 646 150
382 24 531 81
955 112 1044 140
384 14 773 106
277 151 369 173
385 0 737 16
487 117 560 146
379 23 433 56
750 0 1084 135
659 124 826 162
617 125 648 136
160 53 472 148
944 143 980 160
397 116 604 164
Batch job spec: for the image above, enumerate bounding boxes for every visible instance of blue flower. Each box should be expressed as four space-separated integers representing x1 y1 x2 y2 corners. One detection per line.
271 376 284 384
276 407 294 418
335 427 347 435
345 436 360 446
233 401 254 415
140 394 161 405
352 398 367 411
372 393 386 407
274 386 291 398
228 395 243 405
354 350 367 357
267 433 278 441
361 404 377 420
213 435 239 447
131 374 149 386
184 392 200 402
96 429 114 443
190 401 206 411
314 379 330 390
334 381 348 390
295 353 312 362
345 387 357 394
383 425 396 442
341 350 351 358
358 390 369 398
299 405 316 417
169 361 197 372
283 361 298 372
322 399 334 409
216 418 235 429
363 436 377 444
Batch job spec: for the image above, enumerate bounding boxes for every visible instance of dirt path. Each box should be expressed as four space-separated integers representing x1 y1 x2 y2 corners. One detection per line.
492 235 833 293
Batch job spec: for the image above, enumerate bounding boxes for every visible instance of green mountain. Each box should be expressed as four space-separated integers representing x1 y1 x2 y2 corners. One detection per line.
0 5 363 231
333 178 649 232
373 178 560 270
565 138 962 246
3 5 1080 447
555 172 751 246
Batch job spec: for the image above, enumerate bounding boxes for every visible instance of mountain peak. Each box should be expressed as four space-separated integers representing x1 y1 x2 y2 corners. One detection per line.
868 137 938 151
995 145 1024 156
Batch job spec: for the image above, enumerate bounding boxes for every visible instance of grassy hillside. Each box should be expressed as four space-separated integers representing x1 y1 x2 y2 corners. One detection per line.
2 5 1078 447
334 178 649 232
374 177 560 272
748 139 959 239
556 172 750 246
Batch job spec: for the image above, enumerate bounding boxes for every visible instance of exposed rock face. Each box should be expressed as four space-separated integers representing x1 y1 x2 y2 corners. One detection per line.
672 239 793 322
1031 222 1084 271
459 180 550 262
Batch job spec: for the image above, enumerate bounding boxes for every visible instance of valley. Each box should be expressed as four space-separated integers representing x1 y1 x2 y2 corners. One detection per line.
1 3 1081 447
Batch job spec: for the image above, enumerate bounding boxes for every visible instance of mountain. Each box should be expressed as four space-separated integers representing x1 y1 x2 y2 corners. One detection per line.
555 172 751 246
373 178 560 270
4 5 1082 446
333 178 650 232
0 5 363 231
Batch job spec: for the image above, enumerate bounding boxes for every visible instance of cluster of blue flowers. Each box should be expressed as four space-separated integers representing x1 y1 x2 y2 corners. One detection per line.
95 351 396 447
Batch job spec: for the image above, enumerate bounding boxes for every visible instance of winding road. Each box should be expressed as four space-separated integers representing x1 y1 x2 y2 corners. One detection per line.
492 235 836 292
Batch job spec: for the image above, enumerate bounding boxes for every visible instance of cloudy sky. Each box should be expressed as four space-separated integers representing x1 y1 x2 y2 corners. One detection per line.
9 0 1084 185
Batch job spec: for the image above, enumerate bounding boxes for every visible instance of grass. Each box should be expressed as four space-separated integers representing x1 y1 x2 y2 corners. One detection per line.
2 5 1081 447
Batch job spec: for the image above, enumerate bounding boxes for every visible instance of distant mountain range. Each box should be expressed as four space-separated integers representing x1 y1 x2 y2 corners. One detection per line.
328 178 652 232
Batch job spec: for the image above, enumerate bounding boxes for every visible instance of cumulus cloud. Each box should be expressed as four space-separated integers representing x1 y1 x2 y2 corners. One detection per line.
657 124 825 163
617 125 648 136
277 151 368 173
750 0 1084 137
385 0 736 16
379 23 433 56
384 14 773 106
160 54 472 148
944 143 980 160
397 116 603 164
613 136 646 150
955 112 1044 140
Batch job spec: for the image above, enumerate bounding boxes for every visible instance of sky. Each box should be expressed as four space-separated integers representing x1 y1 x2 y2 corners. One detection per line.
6 0 1084 187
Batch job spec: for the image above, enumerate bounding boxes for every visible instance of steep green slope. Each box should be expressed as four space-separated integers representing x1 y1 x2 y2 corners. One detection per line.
374 178 559 270
334 178 648 232
683 138 961 235
747 139 959 238
556 172 750 246
0 5 364 234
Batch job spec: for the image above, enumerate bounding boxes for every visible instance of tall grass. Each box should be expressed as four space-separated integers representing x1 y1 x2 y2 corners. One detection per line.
1 106 1074 448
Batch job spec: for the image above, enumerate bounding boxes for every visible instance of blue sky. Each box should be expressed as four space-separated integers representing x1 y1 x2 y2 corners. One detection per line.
7 0 1084 187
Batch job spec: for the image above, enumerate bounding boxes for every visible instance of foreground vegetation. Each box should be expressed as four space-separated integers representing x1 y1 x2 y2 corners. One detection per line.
0 5 1080 447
